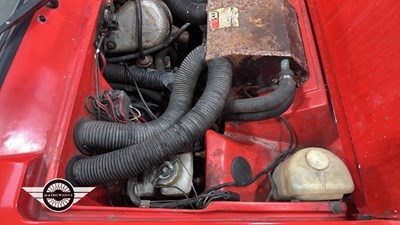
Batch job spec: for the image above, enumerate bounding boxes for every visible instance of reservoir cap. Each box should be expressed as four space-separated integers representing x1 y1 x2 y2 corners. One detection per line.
306 148 330 170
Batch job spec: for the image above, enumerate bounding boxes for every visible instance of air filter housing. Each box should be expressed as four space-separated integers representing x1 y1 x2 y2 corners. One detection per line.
206 0 308 89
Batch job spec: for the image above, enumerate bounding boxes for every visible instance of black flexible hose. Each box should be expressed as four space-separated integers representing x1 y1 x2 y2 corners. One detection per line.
190 0 206 3
222 92 295 122
66 57 232 186
163 0 207 25
74 46 205 154
223 76 296 113
123 62 158 120
104 64 175 90
132 88 165 106
135 0 145 59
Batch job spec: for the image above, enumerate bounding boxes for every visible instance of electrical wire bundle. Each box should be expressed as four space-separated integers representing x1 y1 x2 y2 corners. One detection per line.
84 90 132 124
127 178 240 209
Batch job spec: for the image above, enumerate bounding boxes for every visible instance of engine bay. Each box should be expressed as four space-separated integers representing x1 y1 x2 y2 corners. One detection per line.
1 0 398 222
44 0 360 211
58 0 356 210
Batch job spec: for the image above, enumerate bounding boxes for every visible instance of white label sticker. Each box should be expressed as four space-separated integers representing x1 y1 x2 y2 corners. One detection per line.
209 7 239 29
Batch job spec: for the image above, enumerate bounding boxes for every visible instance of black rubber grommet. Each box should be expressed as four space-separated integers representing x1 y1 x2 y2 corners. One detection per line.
74 118 95 156
65 155 86 187
230 156 252 186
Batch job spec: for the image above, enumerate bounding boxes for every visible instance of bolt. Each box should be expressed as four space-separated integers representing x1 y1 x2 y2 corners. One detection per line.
162 166 169 174
136 55 153 68
280 58 290 70
330 201 344 214
193 177 201 185
106 41 116 50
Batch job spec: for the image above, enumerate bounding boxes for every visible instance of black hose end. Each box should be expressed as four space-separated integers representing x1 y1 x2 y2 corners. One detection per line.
278 68 295 79
65 155 86 187
74 118 95 156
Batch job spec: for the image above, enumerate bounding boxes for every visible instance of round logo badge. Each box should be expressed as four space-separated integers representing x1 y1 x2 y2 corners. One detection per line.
42 179 75 212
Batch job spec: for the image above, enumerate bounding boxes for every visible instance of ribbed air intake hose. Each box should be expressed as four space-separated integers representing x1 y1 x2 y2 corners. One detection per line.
163 0 207 25
66 57 232 186
74 46 205 155
103 64 175 91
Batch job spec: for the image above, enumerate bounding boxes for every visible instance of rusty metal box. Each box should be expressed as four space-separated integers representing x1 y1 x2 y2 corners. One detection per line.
206 0 308 88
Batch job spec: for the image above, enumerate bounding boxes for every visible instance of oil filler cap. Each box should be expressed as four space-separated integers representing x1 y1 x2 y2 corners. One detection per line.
306 149 330 170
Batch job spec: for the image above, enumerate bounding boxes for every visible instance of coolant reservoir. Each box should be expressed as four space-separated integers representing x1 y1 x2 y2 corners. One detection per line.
272 147 354 201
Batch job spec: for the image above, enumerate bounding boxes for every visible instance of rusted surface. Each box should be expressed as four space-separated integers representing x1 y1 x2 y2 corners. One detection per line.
206 0 308 86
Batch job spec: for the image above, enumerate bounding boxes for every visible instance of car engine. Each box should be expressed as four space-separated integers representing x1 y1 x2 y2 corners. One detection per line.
64 0 354 209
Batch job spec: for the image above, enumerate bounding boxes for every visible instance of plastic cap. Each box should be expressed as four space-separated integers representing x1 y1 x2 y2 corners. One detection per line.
306 149 330 170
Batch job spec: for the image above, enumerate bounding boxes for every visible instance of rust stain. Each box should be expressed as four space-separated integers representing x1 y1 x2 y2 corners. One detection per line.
205 0 308 87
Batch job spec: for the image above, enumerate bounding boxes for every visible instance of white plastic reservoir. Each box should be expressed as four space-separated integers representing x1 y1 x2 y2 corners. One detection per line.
272 147 354 201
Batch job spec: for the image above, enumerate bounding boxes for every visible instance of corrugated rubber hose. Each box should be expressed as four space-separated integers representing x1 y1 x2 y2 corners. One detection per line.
66 57 232 186
163 0 207 25
74 46 205 155
103 64 175 91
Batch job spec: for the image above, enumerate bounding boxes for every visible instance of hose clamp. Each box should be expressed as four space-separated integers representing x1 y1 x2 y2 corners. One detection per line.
280 74 294 80
274 67 295 85
140 200 151 208
278 74 296 85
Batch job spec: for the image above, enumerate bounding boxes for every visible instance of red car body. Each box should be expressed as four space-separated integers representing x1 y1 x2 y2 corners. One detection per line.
0 0 399 224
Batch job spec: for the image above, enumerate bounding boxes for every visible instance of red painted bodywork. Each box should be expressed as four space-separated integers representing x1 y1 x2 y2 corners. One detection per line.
0 0 399 224
306 0 400 218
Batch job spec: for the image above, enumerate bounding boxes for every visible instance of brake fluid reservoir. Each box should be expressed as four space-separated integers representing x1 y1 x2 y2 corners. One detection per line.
272 147 354 201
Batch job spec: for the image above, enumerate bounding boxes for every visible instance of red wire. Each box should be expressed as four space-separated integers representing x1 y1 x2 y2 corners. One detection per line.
95 98 112 119
117 95 129 122
104 94 128 124
104 94 120 123
139 116 147 123
100 52 107 74
91 92 133 124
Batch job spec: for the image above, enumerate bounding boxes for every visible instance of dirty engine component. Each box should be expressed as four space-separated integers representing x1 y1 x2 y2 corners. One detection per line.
206 0 308 86
104 0 172 54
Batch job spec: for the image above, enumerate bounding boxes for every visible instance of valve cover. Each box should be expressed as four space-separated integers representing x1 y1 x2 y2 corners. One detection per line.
105 0 172 54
